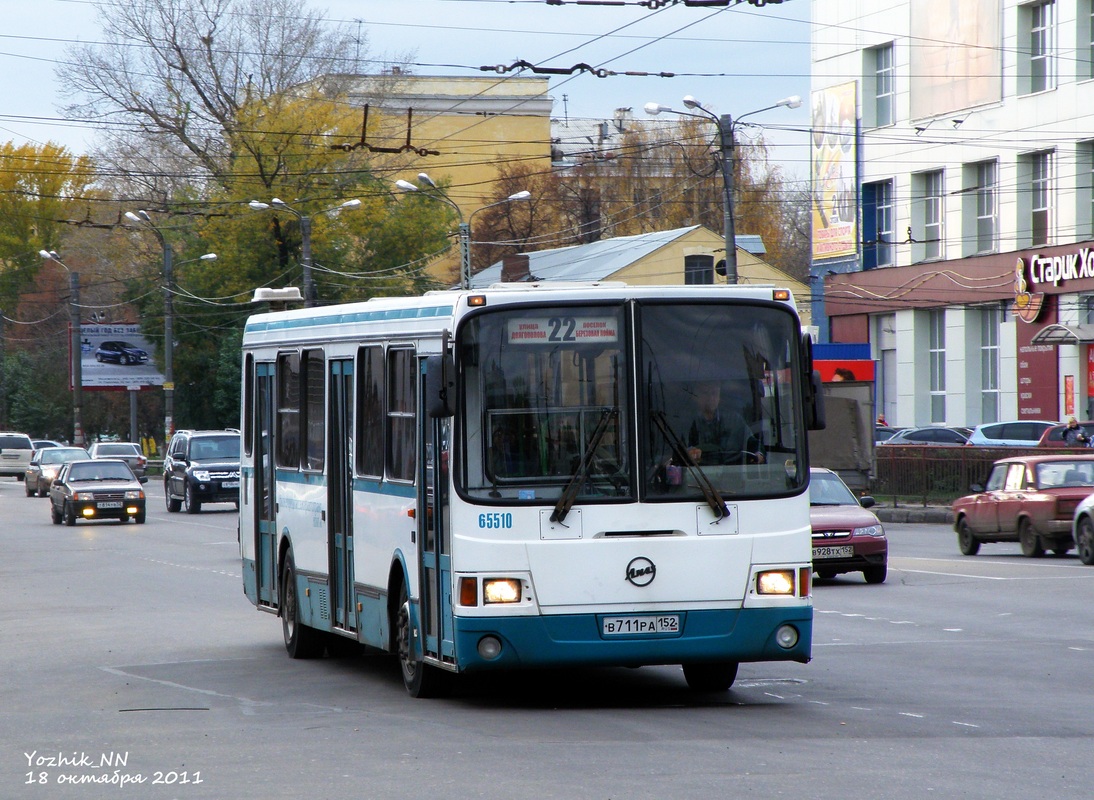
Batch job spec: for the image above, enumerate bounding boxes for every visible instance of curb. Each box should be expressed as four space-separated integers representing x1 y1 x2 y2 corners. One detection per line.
874 506 952 525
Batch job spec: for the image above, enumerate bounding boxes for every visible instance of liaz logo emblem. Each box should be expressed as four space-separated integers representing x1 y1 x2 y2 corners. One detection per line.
625 557 656 587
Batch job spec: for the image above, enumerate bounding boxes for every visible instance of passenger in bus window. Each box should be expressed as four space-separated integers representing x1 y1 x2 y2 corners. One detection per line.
685 381 763 466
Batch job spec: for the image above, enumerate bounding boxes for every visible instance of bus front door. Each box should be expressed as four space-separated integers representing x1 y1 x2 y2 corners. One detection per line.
254 362 278 608
328 359 356 634
419 368 454 665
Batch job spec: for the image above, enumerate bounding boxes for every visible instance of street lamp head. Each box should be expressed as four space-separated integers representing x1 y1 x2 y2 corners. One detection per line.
778 95 803 110
508 190 532 202
340 199 362 209
416 172 438 189
271 198 288 207
124 211 142 223
681 95 703 110
136 210 153 223
395 179 419 193
644 102 670 116
39 249 58 260
248 201 270 210
199 253 218 261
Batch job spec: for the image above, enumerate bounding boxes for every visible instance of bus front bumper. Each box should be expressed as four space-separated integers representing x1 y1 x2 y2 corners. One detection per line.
452 606 812 672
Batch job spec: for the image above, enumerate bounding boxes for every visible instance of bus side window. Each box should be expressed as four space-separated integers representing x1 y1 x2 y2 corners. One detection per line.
277 352 301 468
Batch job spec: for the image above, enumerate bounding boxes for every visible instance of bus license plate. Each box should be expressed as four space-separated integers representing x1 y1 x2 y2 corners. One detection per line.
814 545 854 559
222 481 239 489
98 501 123 509
602 615 680 635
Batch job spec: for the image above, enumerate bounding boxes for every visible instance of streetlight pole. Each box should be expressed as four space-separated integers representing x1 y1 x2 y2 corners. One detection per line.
39 250 84 447
395 173 531 289
645 94 802 284
249 198 361 307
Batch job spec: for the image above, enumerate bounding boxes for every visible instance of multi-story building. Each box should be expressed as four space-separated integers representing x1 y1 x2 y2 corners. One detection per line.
811 0 1094 426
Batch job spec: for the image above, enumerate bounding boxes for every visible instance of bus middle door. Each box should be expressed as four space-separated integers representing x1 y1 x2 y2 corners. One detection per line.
328 359 356 635
418 361 454 666
254 361 278 608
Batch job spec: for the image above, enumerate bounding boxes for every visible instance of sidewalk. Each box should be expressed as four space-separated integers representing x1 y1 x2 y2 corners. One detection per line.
873 504 953 525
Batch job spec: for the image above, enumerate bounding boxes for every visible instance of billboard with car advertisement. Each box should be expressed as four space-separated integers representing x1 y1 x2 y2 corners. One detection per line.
74 324 165 389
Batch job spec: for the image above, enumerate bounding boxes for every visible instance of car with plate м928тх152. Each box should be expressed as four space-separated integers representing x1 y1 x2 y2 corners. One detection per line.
163 429 241 514
809 467 888 584
48 459 148 525
951 454 1094 557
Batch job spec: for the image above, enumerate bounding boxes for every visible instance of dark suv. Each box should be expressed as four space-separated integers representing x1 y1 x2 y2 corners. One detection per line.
164 429 241 514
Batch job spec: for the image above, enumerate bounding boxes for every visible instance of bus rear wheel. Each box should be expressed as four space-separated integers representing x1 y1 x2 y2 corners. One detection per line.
394 583 451 698
682 661 739 692
281 551 324 659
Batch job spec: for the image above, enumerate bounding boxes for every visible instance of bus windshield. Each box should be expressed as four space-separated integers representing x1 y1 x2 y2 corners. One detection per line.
640 301 806 500
457 299 807 503
460 304 630 502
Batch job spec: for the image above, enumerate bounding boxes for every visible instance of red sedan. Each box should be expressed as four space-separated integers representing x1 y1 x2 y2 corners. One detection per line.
952 454 1094 557
809 467 888 584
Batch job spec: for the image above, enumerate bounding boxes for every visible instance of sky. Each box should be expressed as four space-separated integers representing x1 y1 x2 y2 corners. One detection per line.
0 0 812 176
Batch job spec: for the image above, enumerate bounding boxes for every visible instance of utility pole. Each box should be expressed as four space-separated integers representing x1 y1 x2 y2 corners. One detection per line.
69 271 84 447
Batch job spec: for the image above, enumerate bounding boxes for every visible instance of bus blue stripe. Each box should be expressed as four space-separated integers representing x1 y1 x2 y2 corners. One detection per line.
241 467 416 499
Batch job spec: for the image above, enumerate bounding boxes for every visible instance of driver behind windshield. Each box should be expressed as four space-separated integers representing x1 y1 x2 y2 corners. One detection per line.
685 381 763 465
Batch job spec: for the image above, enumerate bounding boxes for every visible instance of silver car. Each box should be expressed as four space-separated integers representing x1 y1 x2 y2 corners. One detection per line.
87 442 148 477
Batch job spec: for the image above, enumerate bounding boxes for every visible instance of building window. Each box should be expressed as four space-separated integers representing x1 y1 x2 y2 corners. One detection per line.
1077 0 1094 80
976 161 998 254
684 254 714 285
1080 141 1094 238
929 309 946 423
913 170 945 262
1032 150 1053 246
863 43 894 128
980 306 1000 423
1024 1 1056 94
862 180 894 268
873 44 894 127
1082 294 1094 324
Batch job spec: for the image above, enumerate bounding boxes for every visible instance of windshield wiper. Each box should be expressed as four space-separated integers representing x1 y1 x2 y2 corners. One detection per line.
551 407 618 524
651 411 730 521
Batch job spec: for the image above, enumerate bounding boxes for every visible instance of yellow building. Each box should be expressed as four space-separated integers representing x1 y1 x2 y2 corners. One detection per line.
343 72 550 204
469 225 811 327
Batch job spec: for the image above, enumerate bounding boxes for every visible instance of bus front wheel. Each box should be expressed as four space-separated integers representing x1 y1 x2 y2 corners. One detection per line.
281 551 324 659
394 583 450 698
682 661 739 692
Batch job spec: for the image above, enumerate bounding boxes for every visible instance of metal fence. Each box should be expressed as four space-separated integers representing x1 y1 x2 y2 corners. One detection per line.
873 445 1093 506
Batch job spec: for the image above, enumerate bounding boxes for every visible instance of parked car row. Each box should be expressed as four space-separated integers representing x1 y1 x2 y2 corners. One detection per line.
877 419 1078 447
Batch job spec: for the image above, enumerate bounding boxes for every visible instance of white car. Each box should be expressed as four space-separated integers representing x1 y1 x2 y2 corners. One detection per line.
0 432 35 480
1070 491 1094 565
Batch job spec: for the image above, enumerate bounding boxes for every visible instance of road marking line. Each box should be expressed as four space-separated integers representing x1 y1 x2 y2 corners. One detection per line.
898 568 1005 580
953 721 980 728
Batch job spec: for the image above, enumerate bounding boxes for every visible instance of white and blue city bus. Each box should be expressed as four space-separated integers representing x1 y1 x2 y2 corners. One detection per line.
239 282 825 697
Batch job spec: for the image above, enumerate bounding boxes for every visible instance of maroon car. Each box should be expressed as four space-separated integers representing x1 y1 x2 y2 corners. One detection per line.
809 467 888 584
952 454 1094 557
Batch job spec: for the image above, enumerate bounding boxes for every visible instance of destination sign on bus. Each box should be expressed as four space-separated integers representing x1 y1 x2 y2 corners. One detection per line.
507 316 619 344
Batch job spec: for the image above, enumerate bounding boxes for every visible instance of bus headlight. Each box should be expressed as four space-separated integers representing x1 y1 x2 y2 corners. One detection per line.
756 570 795 595
483 578 521 604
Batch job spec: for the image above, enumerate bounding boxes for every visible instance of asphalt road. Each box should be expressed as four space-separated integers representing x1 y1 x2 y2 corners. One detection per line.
1 477 1092 799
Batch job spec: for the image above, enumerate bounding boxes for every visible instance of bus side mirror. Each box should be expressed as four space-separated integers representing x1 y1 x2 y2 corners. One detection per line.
807 369 826 431
425 354 455 418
